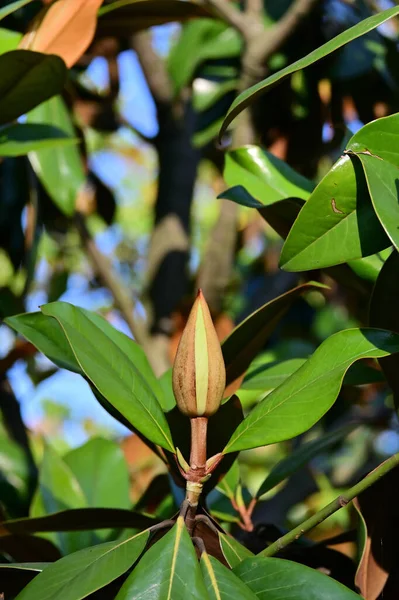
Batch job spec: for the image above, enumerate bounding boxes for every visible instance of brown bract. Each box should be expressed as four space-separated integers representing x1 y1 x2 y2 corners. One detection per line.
20 0 103 68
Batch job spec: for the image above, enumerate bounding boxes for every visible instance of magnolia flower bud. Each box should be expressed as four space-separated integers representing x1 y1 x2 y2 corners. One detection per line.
172 290 226 418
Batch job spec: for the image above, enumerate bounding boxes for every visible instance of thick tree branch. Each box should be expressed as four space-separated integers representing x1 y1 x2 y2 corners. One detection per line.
131 30 173 106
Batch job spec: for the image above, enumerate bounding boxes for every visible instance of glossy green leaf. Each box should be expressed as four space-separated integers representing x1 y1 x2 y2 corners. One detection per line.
168 19 241 94
201 552 257 599
348 250 391 283
27 96 85 216
219 533 253 569
223 328 399 453
30 444 88 554
0 27 22 54
0 50 66 126
15 529 149 600
41 302 174 452
222 282 324 386
5 311 80 372
216 461 240 500
115 517 207 599
369 250 399 411
193 79 238 112
193 117 224 148
347 112 399 166
280 155 390 271
243 357 383 391
64 438 130 511
223 146 313 206
0 508 155 536
256 424 356 499
356 153 399 252
242 358 306 391
0 0 34 20
220 5 399 136
0 563 48 572
0 123 77 157
234 556 360 599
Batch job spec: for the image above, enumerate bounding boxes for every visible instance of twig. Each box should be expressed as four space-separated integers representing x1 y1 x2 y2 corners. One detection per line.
74 211 147 345
261 451 399 557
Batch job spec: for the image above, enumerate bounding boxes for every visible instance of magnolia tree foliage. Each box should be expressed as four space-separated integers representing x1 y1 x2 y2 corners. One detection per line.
1 1 399 599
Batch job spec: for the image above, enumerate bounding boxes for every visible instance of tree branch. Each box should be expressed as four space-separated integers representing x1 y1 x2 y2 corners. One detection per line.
131 30 173 106
74 211 147 345
261 451 399 557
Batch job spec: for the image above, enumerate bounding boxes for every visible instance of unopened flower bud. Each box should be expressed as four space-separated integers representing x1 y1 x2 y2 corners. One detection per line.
172 290 226 418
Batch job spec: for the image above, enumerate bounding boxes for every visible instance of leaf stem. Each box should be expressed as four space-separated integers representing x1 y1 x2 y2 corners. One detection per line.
261 451 399 557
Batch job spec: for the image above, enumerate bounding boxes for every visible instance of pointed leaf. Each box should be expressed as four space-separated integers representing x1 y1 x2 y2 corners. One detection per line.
0 0 34 21
0 123 77 157
27 96 85 215
31 444 88 554
5 311 80 372
201 552 257 599
15 529 149 600
219 534 253 569
41 302 174 452
216 462 240 500
115 517 208 599
0 508 155 536
356 153 399 252
369 250 399 411
220 5 399 136
21 0 103 68
234 556 360 599
222 282 325 388
0 50 66 126
255 424 357 498
223 328 399 453
280 155 390 271
347 112 399 166
223 146 313 206
64 438 130 510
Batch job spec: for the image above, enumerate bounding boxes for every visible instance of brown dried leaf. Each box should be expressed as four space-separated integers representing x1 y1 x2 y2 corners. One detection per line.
354 465 399 599
20 0 103 67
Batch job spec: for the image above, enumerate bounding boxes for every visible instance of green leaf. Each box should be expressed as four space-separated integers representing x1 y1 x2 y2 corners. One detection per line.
242 358 306 391
220 5 399 137
280 155 390 271
27 96 85 216
0 50 66 126
41 302 174 452
256 424 356 499
64 438 130 540
348 250 391 283
15 529 149 600
0 0 34 21
347 112 399 166
30 445 88 554
216 461 240 499
369 250 399 411
193 79 238 112
222 282 325 387
0 27 22 54
115 517 208 599
223 146 313 206
223 328 399 453
168 19 241 94
234 556 360 599
0 123 77 157
193 117 224 148
243 357 383 391
201 552 257 599
219 534 253 569
0 563 48 572
5 311 80 373
0 508 155 536
355 153 399 252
